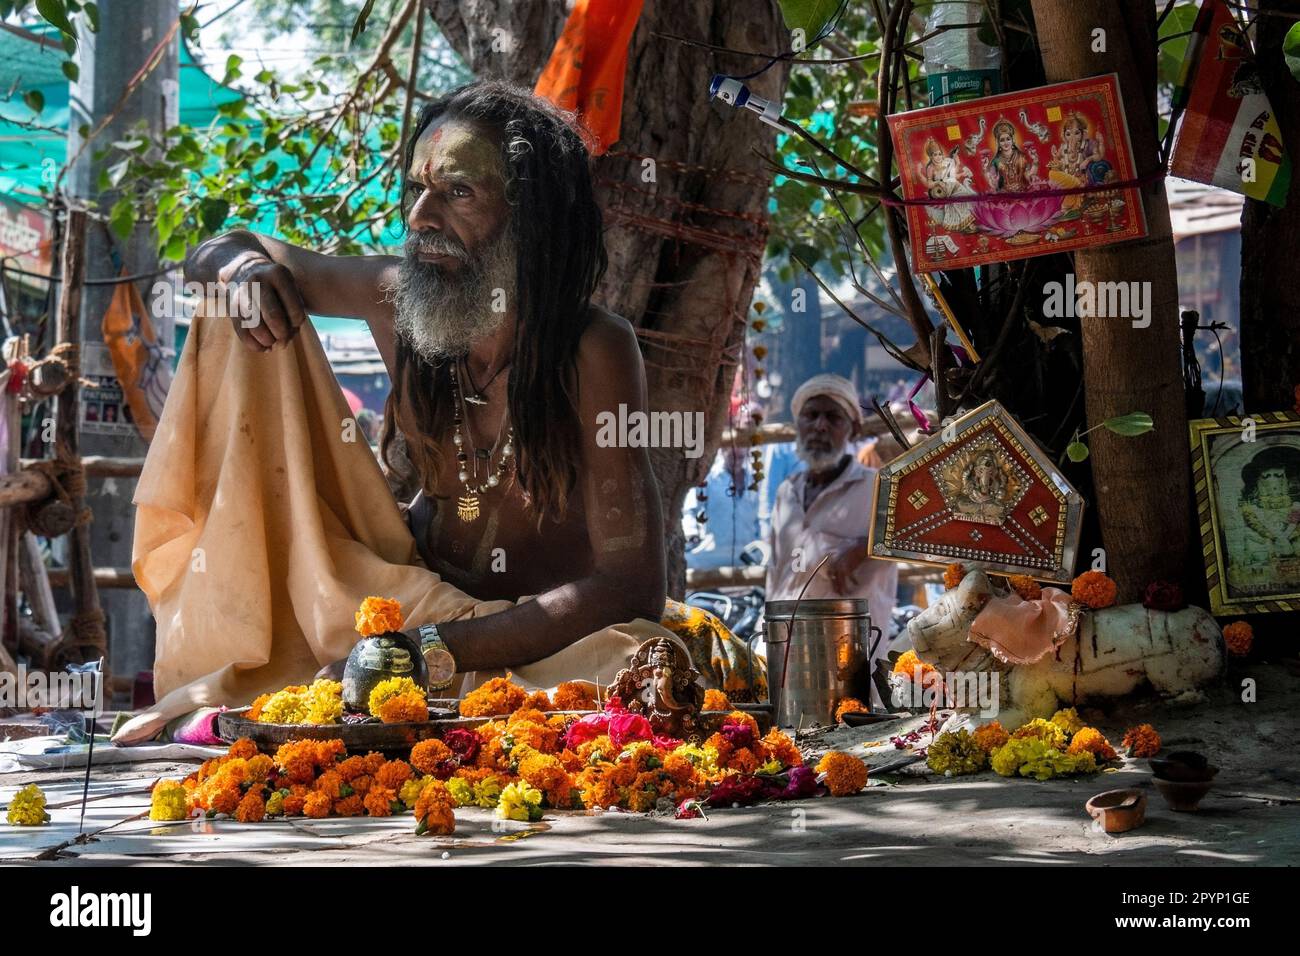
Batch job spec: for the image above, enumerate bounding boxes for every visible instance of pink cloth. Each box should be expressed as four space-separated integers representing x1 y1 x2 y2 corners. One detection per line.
967 588 1082 665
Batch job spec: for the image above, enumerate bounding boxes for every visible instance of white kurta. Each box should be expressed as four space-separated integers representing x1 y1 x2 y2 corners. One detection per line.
766 459 899 690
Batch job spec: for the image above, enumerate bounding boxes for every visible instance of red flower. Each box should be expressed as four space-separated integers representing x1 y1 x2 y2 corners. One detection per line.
563 712 610 749
719 721 755 750
1142 580 1185 612
441 728 481 763
608 712 654 749
705 774 768 807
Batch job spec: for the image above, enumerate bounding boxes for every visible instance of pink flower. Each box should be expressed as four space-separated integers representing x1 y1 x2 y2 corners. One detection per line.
563 712 610 749
780 765 820 800
971 195 1064 238
705 774 768 807
608 712 654 748
719 721 755 750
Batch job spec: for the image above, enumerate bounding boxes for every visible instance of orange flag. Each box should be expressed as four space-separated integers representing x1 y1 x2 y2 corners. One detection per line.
100 270 172 442
533 0 644 155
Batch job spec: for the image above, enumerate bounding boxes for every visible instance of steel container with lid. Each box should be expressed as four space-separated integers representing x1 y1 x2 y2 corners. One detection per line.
764 597 881 728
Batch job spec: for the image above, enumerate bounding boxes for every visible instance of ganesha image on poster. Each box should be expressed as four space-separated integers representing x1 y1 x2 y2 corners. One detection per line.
888 75 1146 271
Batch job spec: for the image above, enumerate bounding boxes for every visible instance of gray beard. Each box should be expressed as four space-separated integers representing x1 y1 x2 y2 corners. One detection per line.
388 227 517 362
797 437 846 474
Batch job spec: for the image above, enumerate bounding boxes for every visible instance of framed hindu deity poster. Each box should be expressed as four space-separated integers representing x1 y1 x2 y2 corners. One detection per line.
1190 412 1300 615
887 74 1148 272
869 401 1085 583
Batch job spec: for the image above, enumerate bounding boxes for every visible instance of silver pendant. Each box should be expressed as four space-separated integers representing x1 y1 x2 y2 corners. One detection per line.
464 393 488 406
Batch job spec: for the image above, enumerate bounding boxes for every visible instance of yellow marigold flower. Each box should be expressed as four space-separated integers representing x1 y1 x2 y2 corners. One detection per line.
972 721 1010 753
6 785 50 826
258 688 310 725
497 780 544 821
1071 570 1117 609
446 777 475 807
1050 707 1085 736
1122 723 1161 758
265 791 287 817
149 780 189 822
399 776 426 809
990 737 1097 780
815 751 868 796
1222 621 1253 657
472 775 503 809
926 729 988 776
1067 727 1118 763
368 677 425 719
703 689 731 711
304 680 343 724
355 596 404 637
1011 717 1067 749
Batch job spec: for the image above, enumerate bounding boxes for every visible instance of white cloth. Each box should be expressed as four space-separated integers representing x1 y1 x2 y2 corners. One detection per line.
766 458 898 700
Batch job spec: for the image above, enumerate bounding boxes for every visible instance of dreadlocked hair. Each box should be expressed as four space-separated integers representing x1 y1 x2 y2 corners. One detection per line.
379 79 607 522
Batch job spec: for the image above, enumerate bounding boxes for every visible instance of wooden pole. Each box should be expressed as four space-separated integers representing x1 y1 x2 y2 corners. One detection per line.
54 208 106 664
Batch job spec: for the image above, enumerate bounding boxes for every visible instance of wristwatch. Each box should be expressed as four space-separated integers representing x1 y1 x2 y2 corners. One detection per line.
418 623 456 692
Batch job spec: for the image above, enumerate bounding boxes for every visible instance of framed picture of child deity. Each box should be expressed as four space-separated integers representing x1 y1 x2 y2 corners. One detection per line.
868 401 1085 583
887 74 1148 272
1190 411 1300 615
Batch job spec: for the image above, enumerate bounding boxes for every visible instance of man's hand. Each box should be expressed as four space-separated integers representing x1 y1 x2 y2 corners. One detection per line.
826 539 871 594
217 252 309 353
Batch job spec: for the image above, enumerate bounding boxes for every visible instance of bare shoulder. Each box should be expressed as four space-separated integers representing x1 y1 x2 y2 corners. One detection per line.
577 304 642 368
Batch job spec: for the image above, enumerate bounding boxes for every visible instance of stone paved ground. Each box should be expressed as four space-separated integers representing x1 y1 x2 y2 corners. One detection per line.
4 663 1297 866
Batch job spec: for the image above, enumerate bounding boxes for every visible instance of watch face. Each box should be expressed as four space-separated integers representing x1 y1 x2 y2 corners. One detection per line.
424 647 456 688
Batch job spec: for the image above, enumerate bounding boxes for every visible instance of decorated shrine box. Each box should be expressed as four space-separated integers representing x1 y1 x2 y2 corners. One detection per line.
887 74 1147 272
869 401 1084 583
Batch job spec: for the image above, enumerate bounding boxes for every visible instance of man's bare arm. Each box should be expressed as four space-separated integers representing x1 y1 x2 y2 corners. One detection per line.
430 311 667 671
185 230 399 369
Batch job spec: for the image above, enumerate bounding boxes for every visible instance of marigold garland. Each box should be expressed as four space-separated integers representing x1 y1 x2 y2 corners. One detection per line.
355 596 404 637
1222 621 1253 657
815 751 868 796
1122 723 1161 758
1071 570 1117 609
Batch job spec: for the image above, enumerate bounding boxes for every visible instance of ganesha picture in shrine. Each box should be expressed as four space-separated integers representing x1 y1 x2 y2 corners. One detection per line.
888 74 1147 271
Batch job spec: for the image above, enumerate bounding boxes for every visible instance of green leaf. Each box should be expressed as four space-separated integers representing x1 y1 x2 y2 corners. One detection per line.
83 1 98 32
61 59 79 82
22 89 44 114
224 54 243 82
199 197 230 233
1102 412 1155 437
778 0 839 45
108 196 135 240
350 0 377 45
1065 442 1090 463
36 0 75 36
1285 22 1300 83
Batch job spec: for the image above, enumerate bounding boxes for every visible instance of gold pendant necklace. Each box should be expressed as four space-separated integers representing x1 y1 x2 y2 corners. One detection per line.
450 364 513 523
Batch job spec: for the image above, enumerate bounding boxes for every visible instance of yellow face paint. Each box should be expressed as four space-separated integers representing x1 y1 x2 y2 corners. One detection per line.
410 120 506 194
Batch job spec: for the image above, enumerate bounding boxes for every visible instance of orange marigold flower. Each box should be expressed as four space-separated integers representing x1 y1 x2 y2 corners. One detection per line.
282 790 307 816
1071 570 1117 609
375 759 412 790
761 728 803 767
972 721 1010 754
663 752 697 786
1007 574 1042 601
816 751 868 796
351 774 374 796
364 786 398 817
943 563 965 590
210 785 241 816
728 747 759 775
314 770 344 800
459 675 528 718
361 751 385 775
227 738 259 760
414 780 456 835
1122 723 1161 758
553 682 598 711
336 756 367 781
333 794 364 817
246 694 271 721
376 691 429 724
834 697 867 723
234 789 266 823
302 791 332 818
1067 727 1118 762
354 596 404 637
409 739 453 775
245 754 274 781
703 689 731 711
1222 621 1253 657
522 690 553 712
576 735 618 764
892 649 940 686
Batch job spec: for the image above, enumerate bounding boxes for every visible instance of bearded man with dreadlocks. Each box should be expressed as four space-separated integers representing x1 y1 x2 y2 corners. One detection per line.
117 80 761 739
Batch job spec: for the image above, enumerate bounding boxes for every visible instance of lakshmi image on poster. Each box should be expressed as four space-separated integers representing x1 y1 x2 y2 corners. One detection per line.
889 75 1146 271
1208 431 1300 601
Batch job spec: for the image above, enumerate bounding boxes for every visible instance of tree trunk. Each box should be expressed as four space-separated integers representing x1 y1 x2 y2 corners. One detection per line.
1241 0 1300 411
1028 0 1191 601
426 0 788 597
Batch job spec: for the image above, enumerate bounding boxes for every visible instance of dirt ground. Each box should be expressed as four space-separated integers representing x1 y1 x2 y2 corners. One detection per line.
3 662 1297 866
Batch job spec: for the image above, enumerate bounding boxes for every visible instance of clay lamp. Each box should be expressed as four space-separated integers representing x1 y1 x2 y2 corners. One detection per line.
1149 750 1217 812
1085 788 1147 834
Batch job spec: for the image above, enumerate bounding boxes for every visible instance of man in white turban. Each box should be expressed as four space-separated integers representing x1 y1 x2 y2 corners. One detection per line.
766 374 898 704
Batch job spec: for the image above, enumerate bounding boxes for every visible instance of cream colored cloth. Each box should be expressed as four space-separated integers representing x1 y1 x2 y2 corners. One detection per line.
113 314 666 744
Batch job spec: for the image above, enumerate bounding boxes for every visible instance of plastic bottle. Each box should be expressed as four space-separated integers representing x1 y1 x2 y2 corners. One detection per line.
922 1 1003 106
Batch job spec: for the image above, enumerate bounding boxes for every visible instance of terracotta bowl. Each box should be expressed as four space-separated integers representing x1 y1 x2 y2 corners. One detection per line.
1150 751 1217 783
1152 776 1214 812
1086 788 1147 833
